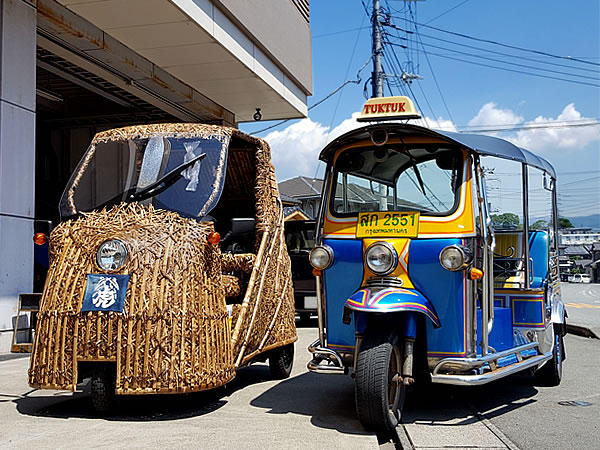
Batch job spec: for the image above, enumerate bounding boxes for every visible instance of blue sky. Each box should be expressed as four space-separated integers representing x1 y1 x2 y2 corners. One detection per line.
241 0 600 219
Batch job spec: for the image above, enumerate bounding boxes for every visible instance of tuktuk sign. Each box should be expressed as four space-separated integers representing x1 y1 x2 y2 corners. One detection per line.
357 96 421 122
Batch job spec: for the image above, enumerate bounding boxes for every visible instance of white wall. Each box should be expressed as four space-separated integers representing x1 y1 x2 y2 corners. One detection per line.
0 0 36 351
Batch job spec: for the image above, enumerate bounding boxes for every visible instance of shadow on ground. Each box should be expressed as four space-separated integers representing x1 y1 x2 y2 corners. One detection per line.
403 373 539 425
249 370 371 436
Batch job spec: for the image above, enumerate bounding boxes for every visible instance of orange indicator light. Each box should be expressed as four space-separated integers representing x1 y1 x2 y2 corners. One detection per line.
207 231 221 245
312 269 322 277
469 267 484 280
33 233 47 246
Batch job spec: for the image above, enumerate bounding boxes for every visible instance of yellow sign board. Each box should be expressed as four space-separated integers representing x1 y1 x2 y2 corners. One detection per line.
356 212 420 238
357 96 421 122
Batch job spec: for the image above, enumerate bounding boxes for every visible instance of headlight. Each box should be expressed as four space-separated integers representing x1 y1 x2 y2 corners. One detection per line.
365 242 398 276
96 239 128 271
439 245 472 271
309 245 333 270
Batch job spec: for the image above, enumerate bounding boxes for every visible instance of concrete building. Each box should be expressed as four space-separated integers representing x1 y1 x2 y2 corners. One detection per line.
0 0 312 351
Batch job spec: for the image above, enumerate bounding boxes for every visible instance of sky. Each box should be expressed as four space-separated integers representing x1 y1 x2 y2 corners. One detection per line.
241 0 600 219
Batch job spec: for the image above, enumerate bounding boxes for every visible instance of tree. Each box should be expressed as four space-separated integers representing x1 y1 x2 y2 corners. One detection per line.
531 219 548 230
491 213 520 230
558 217 574 229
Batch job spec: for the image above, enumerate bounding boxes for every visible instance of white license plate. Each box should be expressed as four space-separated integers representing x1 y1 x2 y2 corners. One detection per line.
304 296 317 309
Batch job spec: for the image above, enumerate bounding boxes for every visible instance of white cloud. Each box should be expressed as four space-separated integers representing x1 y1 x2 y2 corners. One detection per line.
265 112 365 181
467 102 600 155
511 103 600 153
264 102 599 182
468 102 524 130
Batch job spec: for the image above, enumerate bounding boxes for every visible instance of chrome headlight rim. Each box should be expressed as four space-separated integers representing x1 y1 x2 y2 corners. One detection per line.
309 244 334 270
439 245 472 271
365 241 398 276
96 239 128 271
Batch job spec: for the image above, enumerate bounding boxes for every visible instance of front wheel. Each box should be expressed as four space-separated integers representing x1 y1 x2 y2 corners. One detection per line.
269 343 294 379
535 326 564 386
355 333 405 433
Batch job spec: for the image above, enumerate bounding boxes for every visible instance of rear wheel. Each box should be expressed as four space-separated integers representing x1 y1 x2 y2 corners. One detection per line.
535 326 564 386
355 333 405 433
269 343 294 379
91 364 116 413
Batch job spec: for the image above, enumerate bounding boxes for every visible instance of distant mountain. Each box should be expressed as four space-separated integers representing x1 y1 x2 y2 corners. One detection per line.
568 214 600 229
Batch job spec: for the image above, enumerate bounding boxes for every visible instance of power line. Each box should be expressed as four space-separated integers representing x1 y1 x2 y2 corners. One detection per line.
387 40 600 82
424 0 472 24
390 16 600 67
413 50 600 88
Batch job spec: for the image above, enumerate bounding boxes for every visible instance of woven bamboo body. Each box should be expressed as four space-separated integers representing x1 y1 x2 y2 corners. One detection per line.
28 124 296 394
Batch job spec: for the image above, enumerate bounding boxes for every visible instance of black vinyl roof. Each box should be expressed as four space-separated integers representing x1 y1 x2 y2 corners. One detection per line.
319 123 556 178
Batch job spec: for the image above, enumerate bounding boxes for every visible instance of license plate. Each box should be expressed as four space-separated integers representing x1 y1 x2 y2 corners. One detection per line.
356 212 420 238
81 274 130 313
304 296 318 309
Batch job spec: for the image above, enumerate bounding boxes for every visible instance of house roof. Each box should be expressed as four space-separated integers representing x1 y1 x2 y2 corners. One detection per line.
278 176 323 199
283 206 311 221
564 245 592 256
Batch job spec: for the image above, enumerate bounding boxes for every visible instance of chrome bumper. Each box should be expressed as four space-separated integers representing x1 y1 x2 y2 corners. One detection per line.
306 339 346 374
431 342 552 386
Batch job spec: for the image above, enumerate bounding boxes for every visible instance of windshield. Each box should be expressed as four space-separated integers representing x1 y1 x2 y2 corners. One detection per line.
60 134 229 220
330 144 463 216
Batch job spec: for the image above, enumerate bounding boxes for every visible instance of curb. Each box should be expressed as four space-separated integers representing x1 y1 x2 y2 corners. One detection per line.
566 324 599 339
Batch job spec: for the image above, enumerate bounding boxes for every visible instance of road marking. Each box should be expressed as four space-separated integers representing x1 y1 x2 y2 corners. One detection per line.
565 303 600 309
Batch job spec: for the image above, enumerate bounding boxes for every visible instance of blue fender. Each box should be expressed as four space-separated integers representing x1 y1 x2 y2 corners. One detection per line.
346 287 441 328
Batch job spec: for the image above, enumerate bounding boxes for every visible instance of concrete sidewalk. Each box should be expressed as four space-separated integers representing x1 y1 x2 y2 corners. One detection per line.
0 329 378 450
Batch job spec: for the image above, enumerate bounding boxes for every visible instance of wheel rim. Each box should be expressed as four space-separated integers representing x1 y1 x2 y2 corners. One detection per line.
387 344 403 418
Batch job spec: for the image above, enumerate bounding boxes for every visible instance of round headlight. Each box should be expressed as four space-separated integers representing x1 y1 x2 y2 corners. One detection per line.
365 242 398 276
309 245 333 270
439 245 471 271
96 239 128 271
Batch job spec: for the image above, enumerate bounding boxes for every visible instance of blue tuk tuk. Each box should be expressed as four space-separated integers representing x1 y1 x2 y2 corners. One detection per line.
307 97 566 433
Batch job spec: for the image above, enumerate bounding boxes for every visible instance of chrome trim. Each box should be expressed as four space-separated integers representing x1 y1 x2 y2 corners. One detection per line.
307 339 346 374
365 276 404 288
365 241 398 276
315 275 326 346
432 352 552 386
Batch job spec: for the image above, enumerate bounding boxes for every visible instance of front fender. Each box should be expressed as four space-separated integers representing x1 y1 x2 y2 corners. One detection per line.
346 287 440 328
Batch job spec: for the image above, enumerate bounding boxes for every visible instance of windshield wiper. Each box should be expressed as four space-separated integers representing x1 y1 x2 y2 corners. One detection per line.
128 152 206 202
406 152 427 196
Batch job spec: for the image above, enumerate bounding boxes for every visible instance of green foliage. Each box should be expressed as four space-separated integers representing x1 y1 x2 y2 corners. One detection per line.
530 219 548 230
491 213 521 230
558 217 574 228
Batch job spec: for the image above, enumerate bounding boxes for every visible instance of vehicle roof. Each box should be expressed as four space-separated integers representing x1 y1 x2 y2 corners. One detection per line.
319 123 556 178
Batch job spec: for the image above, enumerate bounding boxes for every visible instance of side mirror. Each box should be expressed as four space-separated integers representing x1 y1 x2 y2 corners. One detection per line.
231 218 255 235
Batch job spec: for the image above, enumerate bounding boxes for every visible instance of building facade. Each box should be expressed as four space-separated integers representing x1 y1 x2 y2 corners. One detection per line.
0 0 312 351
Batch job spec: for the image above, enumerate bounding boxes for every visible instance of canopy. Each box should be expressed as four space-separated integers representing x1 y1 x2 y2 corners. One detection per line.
319 123 556 178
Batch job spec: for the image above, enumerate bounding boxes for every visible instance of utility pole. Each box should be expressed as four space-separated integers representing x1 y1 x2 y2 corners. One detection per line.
372 0 384 98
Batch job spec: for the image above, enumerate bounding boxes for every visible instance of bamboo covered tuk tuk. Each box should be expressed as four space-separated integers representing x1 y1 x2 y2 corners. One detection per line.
28 124 296 406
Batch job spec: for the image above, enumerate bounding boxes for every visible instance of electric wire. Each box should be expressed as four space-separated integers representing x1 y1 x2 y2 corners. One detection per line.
390 16 600 67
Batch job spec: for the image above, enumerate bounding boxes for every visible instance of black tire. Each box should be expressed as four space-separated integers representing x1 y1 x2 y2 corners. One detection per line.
91 364 116 413
269 343 294 379
535 326 564 386
355 333 405 433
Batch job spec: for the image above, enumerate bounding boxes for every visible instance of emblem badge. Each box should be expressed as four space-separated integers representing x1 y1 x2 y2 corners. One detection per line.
81 274 130 312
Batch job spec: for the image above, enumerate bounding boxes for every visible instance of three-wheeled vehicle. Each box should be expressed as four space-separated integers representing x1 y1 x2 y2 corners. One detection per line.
308 97 566 433
28 124 296 411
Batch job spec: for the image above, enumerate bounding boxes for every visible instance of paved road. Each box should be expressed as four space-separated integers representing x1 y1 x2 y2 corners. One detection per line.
402 334 600 450
0 327 378 450
561 282 600 337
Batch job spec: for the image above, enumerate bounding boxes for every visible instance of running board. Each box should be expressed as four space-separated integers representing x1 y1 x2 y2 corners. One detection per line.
431 352 552 386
